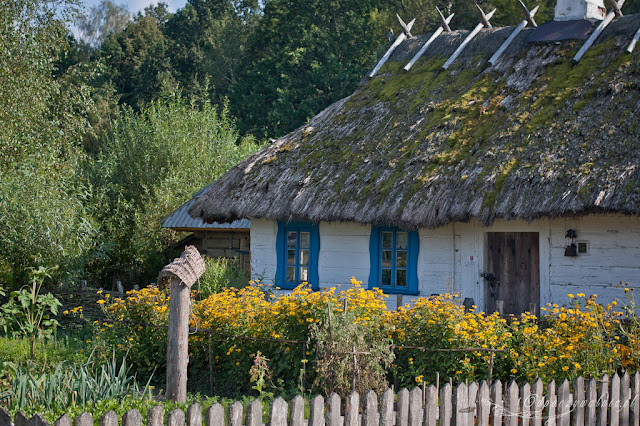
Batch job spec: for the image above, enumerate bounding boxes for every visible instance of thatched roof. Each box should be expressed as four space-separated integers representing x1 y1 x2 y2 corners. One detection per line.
190 15 640 230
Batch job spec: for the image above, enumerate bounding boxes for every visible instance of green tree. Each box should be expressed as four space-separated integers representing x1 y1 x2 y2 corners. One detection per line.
230 0 390 138
76 0 131 48
99 6 173 108
164 0 261 104
0 0 99 286
88 95 261 286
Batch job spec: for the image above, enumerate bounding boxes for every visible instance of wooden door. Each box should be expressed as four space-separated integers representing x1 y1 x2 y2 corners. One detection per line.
486 232 540 316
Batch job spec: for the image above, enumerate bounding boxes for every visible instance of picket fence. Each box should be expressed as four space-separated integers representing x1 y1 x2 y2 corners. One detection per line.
2 372 639 426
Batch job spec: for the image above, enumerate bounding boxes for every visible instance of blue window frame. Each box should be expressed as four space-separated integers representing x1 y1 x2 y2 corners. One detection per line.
368 227 419 294
276 222 319 289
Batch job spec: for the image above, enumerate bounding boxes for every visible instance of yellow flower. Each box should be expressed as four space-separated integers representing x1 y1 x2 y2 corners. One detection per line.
562 366 569 371
511 369 518 374
97 300 106 304
568 294 574 298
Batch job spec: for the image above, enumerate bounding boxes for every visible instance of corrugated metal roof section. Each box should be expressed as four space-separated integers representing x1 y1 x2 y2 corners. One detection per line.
162 197 250 230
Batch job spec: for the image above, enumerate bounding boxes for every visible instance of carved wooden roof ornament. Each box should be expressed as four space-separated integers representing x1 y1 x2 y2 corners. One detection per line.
573 0 625 61
369 14 416 78
489 1 539 65
442 4 496 70
628 23 640 52
405 8 455 71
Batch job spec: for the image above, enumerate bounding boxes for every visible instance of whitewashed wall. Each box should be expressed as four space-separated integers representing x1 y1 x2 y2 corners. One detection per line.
250 214 640 310
249 218 278 282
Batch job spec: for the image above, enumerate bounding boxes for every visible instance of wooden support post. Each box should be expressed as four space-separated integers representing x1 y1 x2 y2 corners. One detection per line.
370 15 416 77
442 4 496 70
166 275 191 403
160 246 205 404
573 0 625 62
489 1 539 65
405 8 454 71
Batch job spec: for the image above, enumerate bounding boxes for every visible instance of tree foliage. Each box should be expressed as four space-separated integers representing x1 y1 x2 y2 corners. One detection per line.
76 0 131 48
0 0 99 286
88 96 261 285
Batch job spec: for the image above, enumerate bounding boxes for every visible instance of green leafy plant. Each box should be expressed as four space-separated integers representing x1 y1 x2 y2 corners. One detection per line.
310 304 394 396
1 266 62 358
3 351 152 413
197 257 249 297
249 351 273 400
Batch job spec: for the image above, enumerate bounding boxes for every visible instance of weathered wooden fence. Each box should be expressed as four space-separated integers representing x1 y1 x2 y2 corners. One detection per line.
2 372 639 426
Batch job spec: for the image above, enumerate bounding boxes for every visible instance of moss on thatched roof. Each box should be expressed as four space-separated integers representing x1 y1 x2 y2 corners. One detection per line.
190 15 640 229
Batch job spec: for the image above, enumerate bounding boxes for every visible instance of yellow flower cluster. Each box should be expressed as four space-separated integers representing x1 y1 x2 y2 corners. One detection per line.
93 282 640 391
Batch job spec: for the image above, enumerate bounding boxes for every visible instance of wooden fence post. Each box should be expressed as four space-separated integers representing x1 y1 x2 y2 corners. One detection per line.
99 411 118 426
148 405 164 426
205 403 224 426
599 375 610 426
425 385 439 426
410 387 424 426
380 388 395 426
290 395 305 426
270 397 289 426
397 388 410 426
326 393 341 426
344 392 360 426
158 246 205 403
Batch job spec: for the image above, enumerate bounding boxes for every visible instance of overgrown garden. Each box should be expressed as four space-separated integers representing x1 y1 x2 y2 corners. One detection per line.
62 281 640 399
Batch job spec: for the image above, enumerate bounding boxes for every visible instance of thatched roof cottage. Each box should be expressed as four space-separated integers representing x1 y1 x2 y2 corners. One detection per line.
189 1 640 315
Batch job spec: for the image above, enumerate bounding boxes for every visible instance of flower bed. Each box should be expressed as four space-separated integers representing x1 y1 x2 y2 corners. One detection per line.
88 280 639 396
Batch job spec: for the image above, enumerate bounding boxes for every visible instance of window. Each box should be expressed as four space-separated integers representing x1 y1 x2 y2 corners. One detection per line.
368 227 419 294
276 222 319 289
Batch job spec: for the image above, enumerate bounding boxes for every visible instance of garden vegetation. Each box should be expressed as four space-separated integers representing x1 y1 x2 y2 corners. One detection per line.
85 280 640 398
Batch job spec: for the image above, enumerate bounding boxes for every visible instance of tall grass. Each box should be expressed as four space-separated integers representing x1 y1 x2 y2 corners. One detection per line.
2 352 151 412
197 257 249 297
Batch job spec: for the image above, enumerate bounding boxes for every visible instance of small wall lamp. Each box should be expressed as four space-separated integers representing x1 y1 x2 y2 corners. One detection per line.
564 229 577 256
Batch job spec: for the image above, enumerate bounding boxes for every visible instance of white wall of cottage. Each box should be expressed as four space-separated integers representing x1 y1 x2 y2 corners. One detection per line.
250 214 640 310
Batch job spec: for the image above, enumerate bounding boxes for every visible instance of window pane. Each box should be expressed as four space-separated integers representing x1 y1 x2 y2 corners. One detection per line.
300 266 309 282
300 232 310 248
396 269 407 287
397 232 408 250
300 249 309 266
382 250 392 267
287 231 297 248
287 249 296 265
381 268 391 286
397 250 407 268
287 266 295 283
382 232 393 249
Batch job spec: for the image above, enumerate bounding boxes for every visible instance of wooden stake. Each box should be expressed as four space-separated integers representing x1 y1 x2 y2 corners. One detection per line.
166 276 191 403
208 332 214 395
405 8 454 71
573 0 625 62
370 15 415 77
443 5 496 70
352 344 358 393
489 2 539 65
327 303 334 341
488 350 495 385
